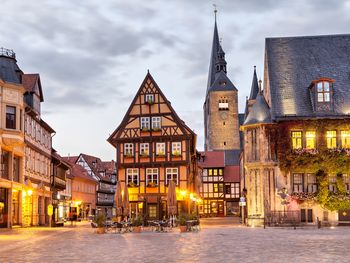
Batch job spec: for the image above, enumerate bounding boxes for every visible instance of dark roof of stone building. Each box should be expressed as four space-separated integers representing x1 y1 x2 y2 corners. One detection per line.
206 19 236 95
265 34 350 119
249 66 259 100
209 71 237 92
0 51 22 84
244 92 272 125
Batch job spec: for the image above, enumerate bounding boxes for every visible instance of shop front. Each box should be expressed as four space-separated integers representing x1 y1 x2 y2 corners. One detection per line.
0 188 8 228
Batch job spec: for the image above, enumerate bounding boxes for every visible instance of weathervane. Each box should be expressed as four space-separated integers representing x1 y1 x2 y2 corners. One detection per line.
213 4 217 20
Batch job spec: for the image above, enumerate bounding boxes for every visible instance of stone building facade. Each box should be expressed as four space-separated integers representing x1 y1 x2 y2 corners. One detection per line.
242 35 350 226
203 16 240 152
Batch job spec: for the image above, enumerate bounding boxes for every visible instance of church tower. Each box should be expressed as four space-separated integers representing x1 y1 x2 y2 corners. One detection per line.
204 11 240 151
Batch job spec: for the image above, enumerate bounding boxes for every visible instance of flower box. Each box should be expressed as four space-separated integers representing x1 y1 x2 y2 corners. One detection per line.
147 182 158 188
152 127 161 132
141 128 150 132
139 153 149 158
124 154 134 158
128 182 138 188
145 99 154 105
172 152 182 157
156 152 165 157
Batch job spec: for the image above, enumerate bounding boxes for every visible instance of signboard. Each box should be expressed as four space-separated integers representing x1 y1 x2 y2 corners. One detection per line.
239 196 246 206
47 204 53 216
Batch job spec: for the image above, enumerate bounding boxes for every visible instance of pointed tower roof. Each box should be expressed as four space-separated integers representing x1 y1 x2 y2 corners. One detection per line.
243 92 272 126
210 71 237 92
249 66 259 100
0 47 22 84
206 17 220 93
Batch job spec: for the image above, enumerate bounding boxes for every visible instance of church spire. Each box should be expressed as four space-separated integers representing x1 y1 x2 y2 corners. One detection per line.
249 66 259 100
206 7 227 94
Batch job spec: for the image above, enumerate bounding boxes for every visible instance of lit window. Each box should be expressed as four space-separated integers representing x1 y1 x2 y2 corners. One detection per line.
145 94 154 104
292 131 302 149
341 131 350 148
140 117 150 130
140 143 149 156
305 131 316 149
166 168 178 185
172 142 181 156
127 168 139 186
124 143 134 156
152 117 161 130
146 168 158 186
208 169 213 176
6 106 16 129
326 131 337 149
213 183 224 193
316 81 331 102
156 142 165 156
219 169 223 176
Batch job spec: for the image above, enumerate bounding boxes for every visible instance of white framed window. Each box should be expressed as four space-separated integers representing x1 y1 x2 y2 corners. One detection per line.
146 168 158 186
140 143 149 155
152 117 161 130
140 117 150 130
127 168 139 186
156 142 165 156
124 143 134 156
316 81 331 102
218 98 229 111
145 94 154 103
172 142 181 156
166 168 178 185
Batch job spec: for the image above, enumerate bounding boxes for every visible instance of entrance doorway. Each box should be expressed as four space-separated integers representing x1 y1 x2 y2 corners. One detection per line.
210 201 224 217
0 188 8 227
12 190 19 225
339 210 350 225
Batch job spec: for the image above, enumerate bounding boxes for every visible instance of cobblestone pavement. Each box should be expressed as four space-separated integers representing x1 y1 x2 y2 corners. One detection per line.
1 221 350 263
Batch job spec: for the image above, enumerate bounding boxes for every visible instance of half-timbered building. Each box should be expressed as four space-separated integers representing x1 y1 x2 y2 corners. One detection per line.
108 72 198 220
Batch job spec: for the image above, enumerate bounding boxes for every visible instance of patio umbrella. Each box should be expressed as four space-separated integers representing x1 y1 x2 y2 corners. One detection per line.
167 180 177 215
123 183 130 217
115 181 123 216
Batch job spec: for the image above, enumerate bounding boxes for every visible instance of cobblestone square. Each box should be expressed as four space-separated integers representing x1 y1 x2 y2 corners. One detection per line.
1 221 350 263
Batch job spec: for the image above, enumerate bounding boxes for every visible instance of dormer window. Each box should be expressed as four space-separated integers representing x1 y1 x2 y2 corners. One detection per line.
317 81 331 102
311 78 334 112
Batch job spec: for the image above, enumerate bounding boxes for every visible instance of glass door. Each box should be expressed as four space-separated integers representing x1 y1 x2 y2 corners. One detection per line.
12 190 19 225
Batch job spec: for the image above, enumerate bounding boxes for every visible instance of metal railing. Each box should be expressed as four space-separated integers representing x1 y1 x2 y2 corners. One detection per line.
265 211 301 228
0 47 16 58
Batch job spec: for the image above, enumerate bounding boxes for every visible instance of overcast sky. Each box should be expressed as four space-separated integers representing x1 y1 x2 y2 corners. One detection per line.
1 0 350 160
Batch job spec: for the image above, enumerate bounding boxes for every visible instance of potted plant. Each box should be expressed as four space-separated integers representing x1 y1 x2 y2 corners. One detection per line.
152 127 161 132
94 214 106 234
139 152 149 157
132 215 143 233
124 153 134 158
177 214 188 233
141 127 150 132
145 99 154 105
156 151 165 157
172 151 182 157
128 181 138 188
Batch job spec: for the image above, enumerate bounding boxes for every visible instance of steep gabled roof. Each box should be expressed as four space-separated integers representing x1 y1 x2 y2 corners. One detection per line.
265 34 350 118
243 92 272 126
62 157 98 183
107 71 196 147
22 74 44 102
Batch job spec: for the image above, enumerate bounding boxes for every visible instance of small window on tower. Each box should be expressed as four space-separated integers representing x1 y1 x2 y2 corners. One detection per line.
219 81 227 86
219 97 229 111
